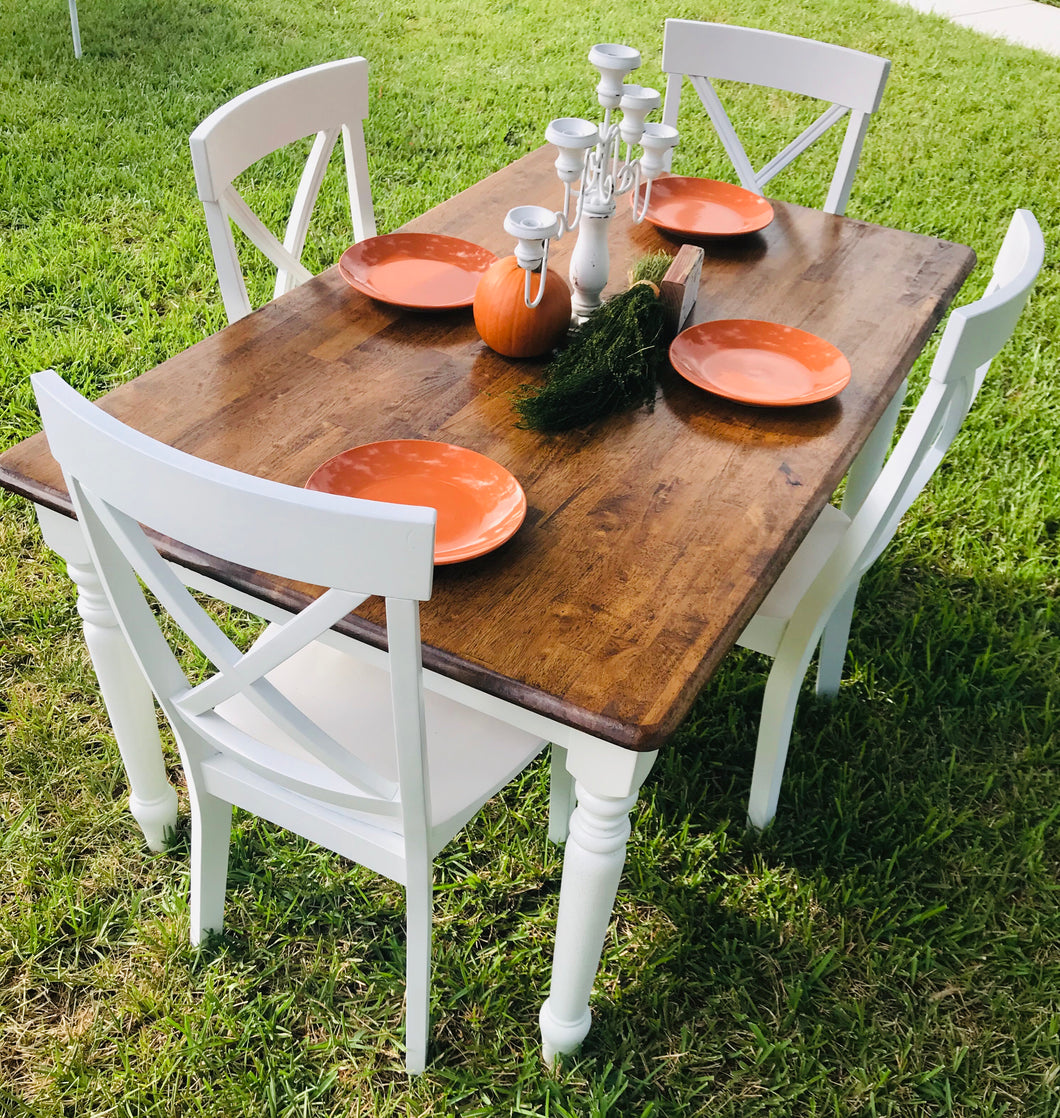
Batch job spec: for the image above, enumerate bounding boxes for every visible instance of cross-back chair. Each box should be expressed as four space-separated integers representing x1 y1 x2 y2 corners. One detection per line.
660 20 891 215
33 369 549 1072
189 57 377 324
733 209 1044 828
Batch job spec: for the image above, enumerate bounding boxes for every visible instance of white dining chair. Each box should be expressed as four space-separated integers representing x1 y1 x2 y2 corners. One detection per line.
189 57 377 324
32 369 548 1073
68 0 81 58
734 210 1044 828
660 20 891 215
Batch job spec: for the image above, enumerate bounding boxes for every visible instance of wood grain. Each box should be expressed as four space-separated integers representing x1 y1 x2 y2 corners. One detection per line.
0 146 976 750
660 244 705 331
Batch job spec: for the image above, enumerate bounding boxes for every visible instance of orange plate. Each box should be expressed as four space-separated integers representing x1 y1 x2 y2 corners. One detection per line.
642 177 774 237
305 440 527 564
669 319 851 406
339 233 498 310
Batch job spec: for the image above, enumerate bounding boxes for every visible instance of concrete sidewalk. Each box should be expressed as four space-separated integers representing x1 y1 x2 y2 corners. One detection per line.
900 0 1060 53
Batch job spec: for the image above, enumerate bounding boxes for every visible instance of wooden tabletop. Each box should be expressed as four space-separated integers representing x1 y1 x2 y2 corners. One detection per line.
0 146 976 750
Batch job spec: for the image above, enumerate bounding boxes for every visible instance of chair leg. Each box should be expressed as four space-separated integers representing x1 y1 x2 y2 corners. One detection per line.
747 655 809 830
189 790 232 945
403 865 433 1074
815 582 859 698
548 744 576 844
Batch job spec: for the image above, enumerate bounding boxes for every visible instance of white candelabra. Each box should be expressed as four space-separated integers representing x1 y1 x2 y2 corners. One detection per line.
504 43 679 321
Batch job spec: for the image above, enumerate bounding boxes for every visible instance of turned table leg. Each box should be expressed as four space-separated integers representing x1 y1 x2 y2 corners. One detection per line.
37 507 178 851
539 740 657 1062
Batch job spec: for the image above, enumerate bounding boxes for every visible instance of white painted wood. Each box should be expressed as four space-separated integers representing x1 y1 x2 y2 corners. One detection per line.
736 210 1045 827
36 506 179 850
40 511 580 856
64 553 179 850
188 783 232 943
548 745 576 844
661 20 891 214
189 58 377 323
32 371 547 1072
403 862 433 1075
815 383 908 696
538 747 656 1062
68 0 81 58
539 782 643 1062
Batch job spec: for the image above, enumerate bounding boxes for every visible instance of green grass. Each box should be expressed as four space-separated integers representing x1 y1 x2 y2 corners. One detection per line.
1 0 1059 1113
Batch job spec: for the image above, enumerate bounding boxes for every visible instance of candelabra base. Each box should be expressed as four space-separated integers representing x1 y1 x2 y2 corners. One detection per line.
568 204 616 320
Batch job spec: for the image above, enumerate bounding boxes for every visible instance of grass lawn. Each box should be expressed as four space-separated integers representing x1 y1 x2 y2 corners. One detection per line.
1 0 1058 1113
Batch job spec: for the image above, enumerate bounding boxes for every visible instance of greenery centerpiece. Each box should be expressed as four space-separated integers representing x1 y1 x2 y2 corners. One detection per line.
513 253 675 431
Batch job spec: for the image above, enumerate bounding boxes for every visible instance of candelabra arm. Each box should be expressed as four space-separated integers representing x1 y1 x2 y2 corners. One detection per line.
504 205 562 309
524 237 551 308
556 168 588 238
630 165 652 224
509 45 678 320
614 154 637 198
603 119 622 199
599 109 612 156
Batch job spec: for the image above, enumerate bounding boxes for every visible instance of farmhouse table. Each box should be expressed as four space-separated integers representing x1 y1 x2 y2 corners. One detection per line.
0 144 976 1060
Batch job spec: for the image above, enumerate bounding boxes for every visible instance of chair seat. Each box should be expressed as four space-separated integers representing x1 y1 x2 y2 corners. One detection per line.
215 636 547 850
737 502 850 656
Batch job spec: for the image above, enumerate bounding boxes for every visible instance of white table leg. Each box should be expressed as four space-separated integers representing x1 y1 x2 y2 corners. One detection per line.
37 507 178 851
539 739 657 1062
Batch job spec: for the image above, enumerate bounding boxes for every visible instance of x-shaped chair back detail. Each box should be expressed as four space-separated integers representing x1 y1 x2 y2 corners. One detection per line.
33 371 548 1071
33 370 435 832
661 20 891 215
189 57 377 323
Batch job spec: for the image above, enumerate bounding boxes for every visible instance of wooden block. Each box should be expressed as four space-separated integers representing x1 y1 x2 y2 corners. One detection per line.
659 244 705 332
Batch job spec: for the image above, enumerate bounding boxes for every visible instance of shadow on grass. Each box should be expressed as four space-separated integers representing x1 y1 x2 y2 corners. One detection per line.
550 554 1058 1107
138 551 1057 1108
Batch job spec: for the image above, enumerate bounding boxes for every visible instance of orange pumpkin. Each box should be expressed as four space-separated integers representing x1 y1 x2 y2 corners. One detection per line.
473 256 572 358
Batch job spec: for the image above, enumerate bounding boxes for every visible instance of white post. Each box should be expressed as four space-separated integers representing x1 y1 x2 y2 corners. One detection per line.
539 784 637 1059
538 742 657 1062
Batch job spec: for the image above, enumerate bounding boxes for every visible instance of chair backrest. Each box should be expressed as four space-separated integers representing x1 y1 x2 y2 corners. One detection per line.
189 57 377 324
793 210 1044 644
33 371 436 842
661 20 891 215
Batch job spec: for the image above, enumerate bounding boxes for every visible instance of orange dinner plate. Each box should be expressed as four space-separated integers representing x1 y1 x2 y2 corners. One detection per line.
641 177 774 237
305 440 527 564
339 233 498 310
669 319 851 406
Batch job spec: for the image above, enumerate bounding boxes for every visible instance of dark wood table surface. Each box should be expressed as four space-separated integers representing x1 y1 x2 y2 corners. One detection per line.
0 145 976 752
